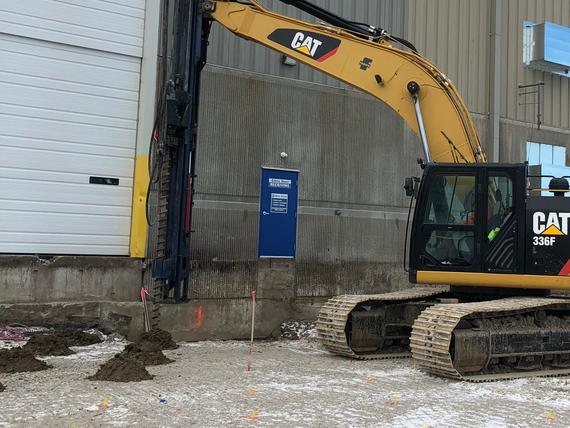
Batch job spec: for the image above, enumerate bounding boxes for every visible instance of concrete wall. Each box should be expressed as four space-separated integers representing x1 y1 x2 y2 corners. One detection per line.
0 256 143 304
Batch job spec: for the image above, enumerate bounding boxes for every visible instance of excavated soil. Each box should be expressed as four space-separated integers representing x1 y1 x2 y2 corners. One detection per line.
0 348 50 374
87 331 174 382
58 331 102 347
23 334 75 356
88 354 153 383
121 342 173 366
138 328 178 350
22 331 102 356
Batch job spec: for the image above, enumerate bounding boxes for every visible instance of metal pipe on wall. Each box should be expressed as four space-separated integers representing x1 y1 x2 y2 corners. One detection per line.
489 0 503 162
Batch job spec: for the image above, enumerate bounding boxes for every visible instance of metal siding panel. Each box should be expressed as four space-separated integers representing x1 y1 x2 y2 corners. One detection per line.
458 0 469 107
0 0 144 57
503 0 570 128
562 0 570 130
192 67 423 262
501 0 513 119
408 0 490 115
0 34 139 255
435 0 447 67
425 1 437 61
478 2 491 113
208 0 407 88
447 0 460 86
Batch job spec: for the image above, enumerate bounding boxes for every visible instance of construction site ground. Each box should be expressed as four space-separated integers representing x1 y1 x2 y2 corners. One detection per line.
1 328 569 427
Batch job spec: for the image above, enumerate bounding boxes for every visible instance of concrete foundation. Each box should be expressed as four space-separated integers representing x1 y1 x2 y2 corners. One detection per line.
0 256 405 341
0 256 143 304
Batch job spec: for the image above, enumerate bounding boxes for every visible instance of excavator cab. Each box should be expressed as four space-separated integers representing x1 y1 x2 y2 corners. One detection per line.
408 163 570 289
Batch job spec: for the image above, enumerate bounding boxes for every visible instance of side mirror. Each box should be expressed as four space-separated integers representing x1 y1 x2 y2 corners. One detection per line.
404 177 415 197
404 176 420 198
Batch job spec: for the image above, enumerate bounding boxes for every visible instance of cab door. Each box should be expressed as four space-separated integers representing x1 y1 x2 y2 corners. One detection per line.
410 166 483 273
481 167 525 274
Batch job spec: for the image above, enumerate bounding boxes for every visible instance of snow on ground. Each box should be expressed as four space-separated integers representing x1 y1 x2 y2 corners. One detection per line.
1 330 569 427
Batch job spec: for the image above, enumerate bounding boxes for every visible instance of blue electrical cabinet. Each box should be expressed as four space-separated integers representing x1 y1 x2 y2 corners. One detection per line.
258 167 299 258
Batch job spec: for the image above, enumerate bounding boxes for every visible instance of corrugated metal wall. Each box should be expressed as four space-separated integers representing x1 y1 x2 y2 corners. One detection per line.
207 0 407 88
408 0 570 130
407 0 491 116
502 0 570 129
193 67 422 263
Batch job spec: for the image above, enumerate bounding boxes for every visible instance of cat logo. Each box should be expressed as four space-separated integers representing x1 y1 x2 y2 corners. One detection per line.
268 29 341 62
533 212 570 236
291 32 322 57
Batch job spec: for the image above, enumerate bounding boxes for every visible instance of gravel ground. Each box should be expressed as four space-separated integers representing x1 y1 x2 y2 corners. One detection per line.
1 331 569 427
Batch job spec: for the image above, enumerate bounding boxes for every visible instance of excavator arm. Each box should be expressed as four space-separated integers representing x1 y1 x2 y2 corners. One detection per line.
204 0 486 164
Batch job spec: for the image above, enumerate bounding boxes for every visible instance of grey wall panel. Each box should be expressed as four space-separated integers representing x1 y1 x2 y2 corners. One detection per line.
296 215 407 263
207 0 407 88
500 119 570 164
408 0 570 147
408 0 491 116
502 0 570 130
197 66 422 206
192 66 423 262
190 203 409 264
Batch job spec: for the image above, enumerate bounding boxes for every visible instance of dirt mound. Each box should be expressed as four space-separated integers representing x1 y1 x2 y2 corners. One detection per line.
0 348 51 373
0 382 4 392
121 342 173 366
58 331 102 347
23 334 75 356
88 354 153 382
138 328 178 350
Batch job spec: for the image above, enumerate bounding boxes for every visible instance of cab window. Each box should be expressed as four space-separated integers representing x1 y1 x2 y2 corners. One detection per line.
421 174 476 267
424 175 476 225
487 174 514 241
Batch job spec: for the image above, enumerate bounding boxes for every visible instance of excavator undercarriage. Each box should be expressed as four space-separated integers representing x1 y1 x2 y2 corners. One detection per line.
413 297 570 381
317 291 570 381
316 287 450 360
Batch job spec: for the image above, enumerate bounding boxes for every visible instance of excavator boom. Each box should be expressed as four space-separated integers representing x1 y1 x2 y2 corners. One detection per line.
205 0 485 164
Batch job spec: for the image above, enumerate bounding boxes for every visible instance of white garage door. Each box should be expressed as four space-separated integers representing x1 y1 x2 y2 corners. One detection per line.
0 0 145 255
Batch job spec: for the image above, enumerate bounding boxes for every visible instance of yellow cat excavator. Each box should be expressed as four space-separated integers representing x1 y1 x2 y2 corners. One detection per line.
198 0 570 381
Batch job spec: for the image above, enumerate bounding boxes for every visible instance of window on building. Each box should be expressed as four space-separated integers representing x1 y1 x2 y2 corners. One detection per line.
527 142 566 166
527 142 570 196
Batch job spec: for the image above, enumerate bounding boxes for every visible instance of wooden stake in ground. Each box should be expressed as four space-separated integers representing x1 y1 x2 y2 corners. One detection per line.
250 290 256 347
141 288 151 333
246 290 256 371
